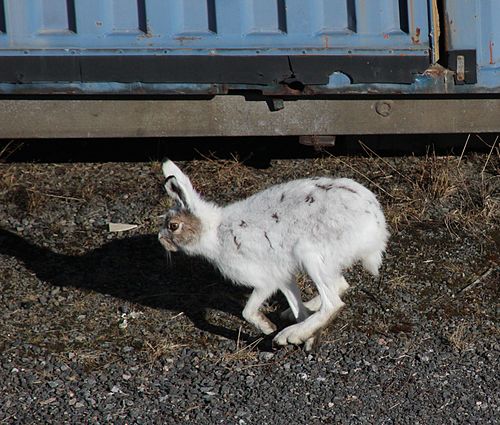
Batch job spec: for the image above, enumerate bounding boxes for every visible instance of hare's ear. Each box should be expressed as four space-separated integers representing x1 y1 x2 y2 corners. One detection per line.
164 176 190 209
163 160 201 211
162 160 194 192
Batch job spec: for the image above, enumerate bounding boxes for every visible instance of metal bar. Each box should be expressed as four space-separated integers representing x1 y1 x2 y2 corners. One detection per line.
0 97 499 138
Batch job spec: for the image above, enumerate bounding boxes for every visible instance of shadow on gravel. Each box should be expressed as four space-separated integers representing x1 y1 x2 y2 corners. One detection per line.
0 228 273 349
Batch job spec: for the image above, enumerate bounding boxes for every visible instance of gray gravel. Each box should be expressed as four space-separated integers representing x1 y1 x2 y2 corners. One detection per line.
0 154 498 424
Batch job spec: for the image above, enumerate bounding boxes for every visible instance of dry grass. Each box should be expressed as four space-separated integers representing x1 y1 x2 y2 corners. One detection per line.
143 340 188 363
443 261 467 279
219 327 263 363
184 154 264 202
448 322 475 352
295 272 317 298
387 274 410 290
357 146 499 237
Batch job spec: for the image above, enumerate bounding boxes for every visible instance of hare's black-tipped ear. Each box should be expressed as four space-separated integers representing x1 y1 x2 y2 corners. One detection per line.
165 176 189 209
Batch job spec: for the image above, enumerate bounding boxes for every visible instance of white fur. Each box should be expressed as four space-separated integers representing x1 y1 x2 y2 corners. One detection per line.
160 161 389 349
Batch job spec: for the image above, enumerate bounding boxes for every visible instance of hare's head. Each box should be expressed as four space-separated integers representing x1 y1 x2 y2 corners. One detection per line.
158 205 202 252
158 161 203 252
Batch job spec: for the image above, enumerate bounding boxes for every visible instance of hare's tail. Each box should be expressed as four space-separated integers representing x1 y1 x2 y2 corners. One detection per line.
362 250 384 277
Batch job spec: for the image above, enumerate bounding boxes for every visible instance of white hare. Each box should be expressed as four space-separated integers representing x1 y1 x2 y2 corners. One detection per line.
158 160 389 350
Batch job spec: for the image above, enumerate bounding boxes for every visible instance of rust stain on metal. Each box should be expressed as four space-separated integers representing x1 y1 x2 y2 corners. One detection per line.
175 36 202 41
412 27 421 44
323 35 329 49
490 41 495 65
265 84 314 96
174 36 202 47
423 64 447 77
383 34 389 40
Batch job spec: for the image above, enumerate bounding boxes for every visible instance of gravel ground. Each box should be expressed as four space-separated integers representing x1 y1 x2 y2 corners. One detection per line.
0 150 498 424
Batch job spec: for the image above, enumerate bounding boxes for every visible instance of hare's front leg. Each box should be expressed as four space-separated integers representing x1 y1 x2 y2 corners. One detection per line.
242 287 277 335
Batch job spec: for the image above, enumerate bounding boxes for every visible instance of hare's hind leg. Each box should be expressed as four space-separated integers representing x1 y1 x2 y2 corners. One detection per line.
280 277 349 322
280 294 320 323
242 287 277 335
274 249 345 349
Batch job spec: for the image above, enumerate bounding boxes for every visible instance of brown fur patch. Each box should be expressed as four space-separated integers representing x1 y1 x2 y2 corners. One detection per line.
305 194 315 204
316 183 333 191
162 210 202 249
336 185 358 194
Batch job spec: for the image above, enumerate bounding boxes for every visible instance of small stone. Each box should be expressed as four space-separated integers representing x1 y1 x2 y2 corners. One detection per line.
119 305 130 314
259 352 274 361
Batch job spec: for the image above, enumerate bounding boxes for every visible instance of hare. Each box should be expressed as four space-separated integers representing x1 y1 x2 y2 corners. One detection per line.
158 161 389 350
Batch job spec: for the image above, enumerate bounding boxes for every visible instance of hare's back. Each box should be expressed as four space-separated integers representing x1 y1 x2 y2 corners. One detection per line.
226 177 379 221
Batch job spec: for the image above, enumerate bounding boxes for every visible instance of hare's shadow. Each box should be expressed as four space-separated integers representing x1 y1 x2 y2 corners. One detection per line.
0 228 276 348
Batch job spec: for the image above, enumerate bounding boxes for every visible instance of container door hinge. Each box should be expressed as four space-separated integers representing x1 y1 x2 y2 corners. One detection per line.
445 50 477 84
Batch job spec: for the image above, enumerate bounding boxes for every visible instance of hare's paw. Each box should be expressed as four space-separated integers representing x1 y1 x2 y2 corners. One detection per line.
244 310 277 335
273 323 311 347
259 317 278 335
303 334 321 352
274 325 321 352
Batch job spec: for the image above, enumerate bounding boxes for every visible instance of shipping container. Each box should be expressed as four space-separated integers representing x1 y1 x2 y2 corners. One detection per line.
0 0 498 138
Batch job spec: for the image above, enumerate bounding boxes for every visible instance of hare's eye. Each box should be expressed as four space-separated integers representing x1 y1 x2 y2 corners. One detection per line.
169 222 179 232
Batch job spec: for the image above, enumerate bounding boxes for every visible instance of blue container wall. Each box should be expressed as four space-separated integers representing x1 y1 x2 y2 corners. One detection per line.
0 0 428 55
1 0 499 93
444 0 500 88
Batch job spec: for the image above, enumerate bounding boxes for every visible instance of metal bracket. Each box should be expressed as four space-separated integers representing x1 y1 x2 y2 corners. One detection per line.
299 136 336 149
266 98 285 112
445 50 477 84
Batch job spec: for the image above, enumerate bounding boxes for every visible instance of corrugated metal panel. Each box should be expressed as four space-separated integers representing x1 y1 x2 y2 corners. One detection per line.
0 0 427 53
0 0 433 92
443 0 500 88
